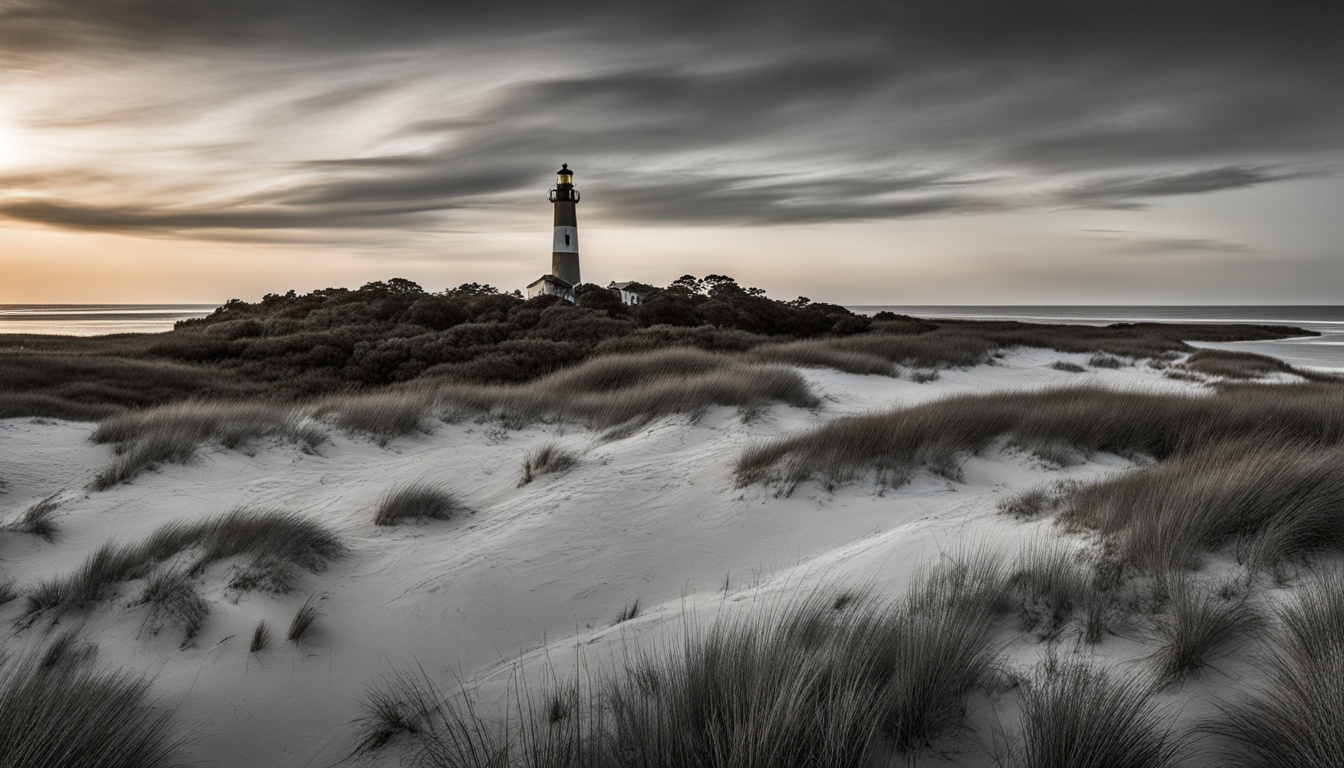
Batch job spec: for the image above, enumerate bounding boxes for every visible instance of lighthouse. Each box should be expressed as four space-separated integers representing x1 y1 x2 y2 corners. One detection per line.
548 163 581 285
525 163 582 301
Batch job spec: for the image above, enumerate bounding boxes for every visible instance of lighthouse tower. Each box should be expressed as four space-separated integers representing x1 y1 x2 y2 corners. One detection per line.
548 163 581 286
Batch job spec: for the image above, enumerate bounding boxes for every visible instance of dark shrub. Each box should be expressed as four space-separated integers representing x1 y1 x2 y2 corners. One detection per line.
636 295 701 327
407 297 468 331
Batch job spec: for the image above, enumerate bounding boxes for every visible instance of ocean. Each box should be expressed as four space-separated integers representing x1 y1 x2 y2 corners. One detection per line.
0 304 216 336
4 303 1343 369
852 305 1344 370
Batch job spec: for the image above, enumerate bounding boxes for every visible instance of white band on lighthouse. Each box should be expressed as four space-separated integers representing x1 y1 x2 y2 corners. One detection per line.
552 226 578 253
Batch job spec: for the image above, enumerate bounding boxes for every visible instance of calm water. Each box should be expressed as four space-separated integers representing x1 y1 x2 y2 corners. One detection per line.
853 305 1344 370
0 305 215 336
5 303 1343 369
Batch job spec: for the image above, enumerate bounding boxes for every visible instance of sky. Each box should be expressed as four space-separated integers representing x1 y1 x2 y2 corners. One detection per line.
0 0 1341 305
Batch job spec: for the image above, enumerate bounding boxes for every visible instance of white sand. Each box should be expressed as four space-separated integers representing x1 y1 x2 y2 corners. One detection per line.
0 349 1296 766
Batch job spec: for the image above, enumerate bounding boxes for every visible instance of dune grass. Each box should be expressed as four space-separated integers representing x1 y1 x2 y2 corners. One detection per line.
1000 658 1179 768
362 554 1014 766
747 341 897 376
0 578 17 605
997 480 1079 521
0 344 262 422
89 400 325 490
310 349 819 442
1008 545 1094 641
1060 439 1344 575
288 594 322 644
735 382 1344 492
1050 360 1087 373
0 641 185 768
25 508 344 616
1180 348 1301 380
1207 570 1344 766
4 493 61 541
1149 578 1261 686
137 568 209 647
375 482 468 526
519 443 580 486
250 620 271 653
316 389 431 446
431 348 820 430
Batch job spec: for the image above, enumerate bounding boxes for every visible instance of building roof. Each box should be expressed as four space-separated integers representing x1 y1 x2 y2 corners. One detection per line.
527 274 574 289
608 281 655 294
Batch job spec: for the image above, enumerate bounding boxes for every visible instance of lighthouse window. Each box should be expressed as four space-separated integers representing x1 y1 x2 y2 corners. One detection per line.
558 174 572 184
565 234 571 246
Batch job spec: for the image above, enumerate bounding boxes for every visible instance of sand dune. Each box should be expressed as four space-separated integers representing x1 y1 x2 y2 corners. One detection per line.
0 348 1321 766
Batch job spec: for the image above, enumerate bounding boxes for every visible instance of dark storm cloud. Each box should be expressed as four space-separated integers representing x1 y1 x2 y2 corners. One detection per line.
1 0 1340 236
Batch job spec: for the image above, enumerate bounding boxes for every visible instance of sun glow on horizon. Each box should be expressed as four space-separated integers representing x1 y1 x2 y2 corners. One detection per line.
0 109 26 171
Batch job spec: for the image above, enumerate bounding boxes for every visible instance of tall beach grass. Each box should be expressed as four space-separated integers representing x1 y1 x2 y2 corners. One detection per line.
26 507 344 616
735 382 1344 492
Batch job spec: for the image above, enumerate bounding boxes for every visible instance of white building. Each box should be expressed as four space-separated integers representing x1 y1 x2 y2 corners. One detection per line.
607 281 656 306
526 274 575 302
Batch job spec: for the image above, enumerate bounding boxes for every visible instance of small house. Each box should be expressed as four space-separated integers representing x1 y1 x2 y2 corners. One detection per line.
608 281 656 306
527 274 575 302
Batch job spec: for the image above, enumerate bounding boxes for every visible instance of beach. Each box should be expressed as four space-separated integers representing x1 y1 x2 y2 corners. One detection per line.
1 330 1330 766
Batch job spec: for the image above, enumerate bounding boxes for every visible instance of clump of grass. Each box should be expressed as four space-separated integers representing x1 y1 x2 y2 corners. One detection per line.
1150 578 1261 685
90 400 324 489
1181 349 1298 380
1088 354 1125 369
1050 360 1087 373
611 599 640 626
997 481 1079 520
909 369 941 383
519 443 580 486
250 620 271 653
375 482 467 526
1206 570 1344 766
26 508 344 616
354 668 431 752
4 493 61 541
316 390 432 446
1163 369 1204 383
137 568 209 647
1000 657 1180 768
1008 545 1091 641
0 645 185 767
288 594 322 644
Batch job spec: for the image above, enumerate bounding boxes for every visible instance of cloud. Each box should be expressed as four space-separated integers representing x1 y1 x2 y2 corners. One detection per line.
1058 166 1316 209
1083 229 1248 255
0 0 1339 243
